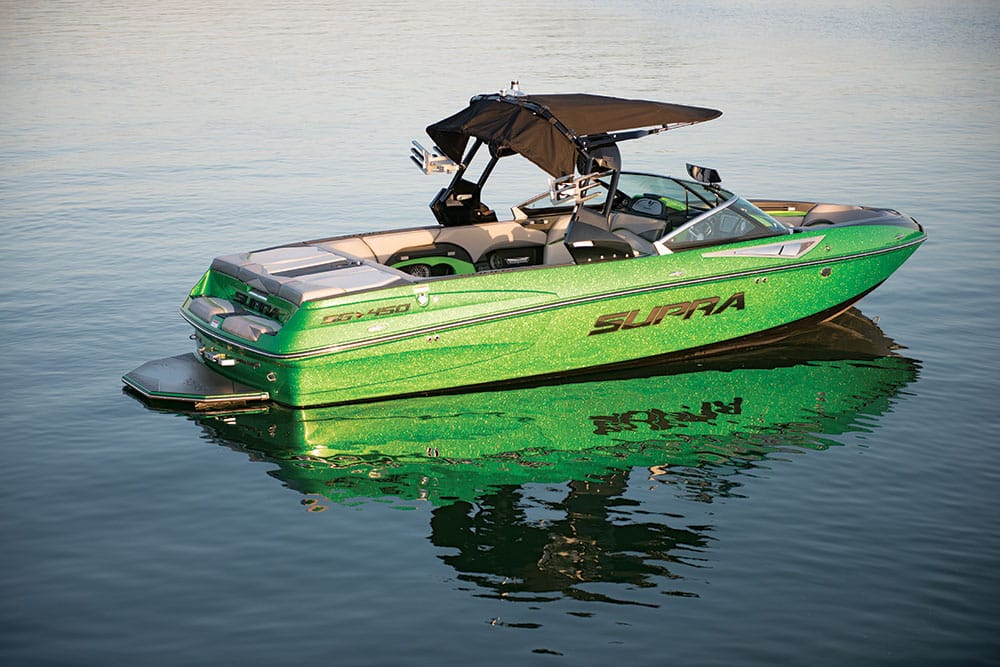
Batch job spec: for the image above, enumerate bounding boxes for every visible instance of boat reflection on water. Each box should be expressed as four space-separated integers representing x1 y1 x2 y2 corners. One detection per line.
187 309 916 503
169 309 917 603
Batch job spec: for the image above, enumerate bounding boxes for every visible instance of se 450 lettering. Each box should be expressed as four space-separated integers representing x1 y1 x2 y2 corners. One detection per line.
323 302 411 325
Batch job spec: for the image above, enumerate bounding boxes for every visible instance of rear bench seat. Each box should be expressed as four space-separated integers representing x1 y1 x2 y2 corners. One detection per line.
190 245 416 341
318 222 548 266
209 244 416 306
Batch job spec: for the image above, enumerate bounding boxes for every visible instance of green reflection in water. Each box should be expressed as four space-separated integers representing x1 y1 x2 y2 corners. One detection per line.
169 309 918 603
190 310 916 505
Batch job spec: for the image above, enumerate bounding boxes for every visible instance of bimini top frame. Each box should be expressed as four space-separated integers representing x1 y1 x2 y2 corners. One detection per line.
414 87 722 227
426 90 721 178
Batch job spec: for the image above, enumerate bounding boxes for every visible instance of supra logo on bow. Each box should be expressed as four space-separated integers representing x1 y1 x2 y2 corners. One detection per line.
589 292 745 335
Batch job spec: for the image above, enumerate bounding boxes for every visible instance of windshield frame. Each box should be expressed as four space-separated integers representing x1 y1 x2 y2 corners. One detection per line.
512 170 734 218
653 195 791 253
511 171 791 254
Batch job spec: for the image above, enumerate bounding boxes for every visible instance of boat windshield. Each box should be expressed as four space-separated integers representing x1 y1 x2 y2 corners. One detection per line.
513 171 788 252
612 172 733 212
656 196 790 251
515 171 734 215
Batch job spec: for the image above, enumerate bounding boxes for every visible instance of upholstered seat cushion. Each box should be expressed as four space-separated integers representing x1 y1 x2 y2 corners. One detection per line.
188 296 237 322
276 264 412 305
219 314 282 341
210 244 414 305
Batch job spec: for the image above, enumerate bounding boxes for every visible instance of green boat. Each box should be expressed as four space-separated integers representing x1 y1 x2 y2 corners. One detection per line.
124 86 925 407
180 309 918 509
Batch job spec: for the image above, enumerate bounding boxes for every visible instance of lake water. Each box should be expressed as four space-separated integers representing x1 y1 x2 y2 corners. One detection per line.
2 1 999 664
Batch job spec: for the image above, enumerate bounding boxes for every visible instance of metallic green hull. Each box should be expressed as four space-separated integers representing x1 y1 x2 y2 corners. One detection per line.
175 223 923 406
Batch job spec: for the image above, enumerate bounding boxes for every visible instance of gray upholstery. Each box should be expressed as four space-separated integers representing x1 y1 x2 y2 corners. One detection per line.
276 264 412 304
542 214 575 265
437 221 546 262
220 314 282 341
316 237 379 262
211 244 414 306
188 296 237 322
564 206 637 263
610 212 667 256
612 229 656 256
610 212 666 241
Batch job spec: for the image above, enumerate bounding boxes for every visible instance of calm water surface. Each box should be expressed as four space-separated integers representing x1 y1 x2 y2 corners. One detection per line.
2 1 998 665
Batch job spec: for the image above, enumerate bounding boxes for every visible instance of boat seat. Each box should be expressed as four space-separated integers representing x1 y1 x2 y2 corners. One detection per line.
610 212 667 256
320 222 547 274
220 314 282 341
358 228 439 264
277 264 413 304
188 296 237 322
211 245 415 305
612 229 657 256
316 236 379 262
436 220 547 262
564 206 636 264
542 214 574 265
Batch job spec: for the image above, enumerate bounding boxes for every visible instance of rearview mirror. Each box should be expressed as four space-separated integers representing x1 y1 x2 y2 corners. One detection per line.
687 163 722 185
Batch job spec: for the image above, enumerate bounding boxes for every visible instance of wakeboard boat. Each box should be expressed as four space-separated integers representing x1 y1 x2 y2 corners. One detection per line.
123 85 925 408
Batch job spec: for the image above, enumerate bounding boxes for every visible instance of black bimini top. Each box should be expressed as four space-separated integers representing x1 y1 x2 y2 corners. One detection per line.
427 93 722 177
